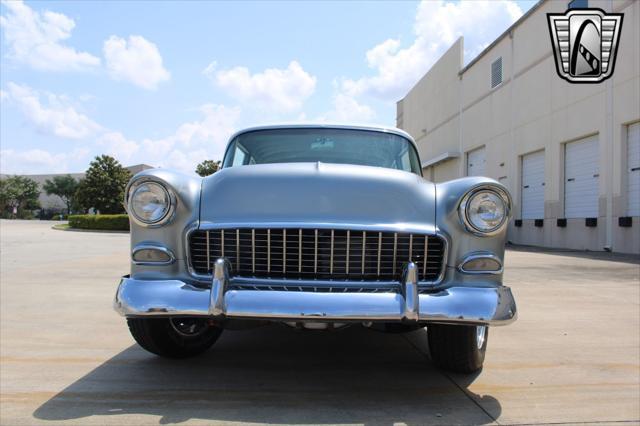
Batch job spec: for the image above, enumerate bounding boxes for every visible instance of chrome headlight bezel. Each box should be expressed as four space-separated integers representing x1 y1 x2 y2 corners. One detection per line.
125 177 177 227
459 185 511 237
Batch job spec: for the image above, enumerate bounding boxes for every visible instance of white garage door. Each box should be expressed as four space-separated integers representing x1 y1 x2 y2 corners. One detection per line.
521 150 545 219
565 135 599 218
467 147 486 177
628 122 640 216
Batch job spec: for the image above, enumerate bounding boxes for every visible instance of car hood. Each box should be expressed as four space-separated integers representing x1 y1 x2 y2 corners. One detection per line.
200 163 436 232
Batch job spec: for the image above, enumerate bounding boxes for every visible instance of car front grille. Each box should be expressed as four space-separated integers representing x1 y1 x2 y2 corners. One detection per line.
188 228 446 282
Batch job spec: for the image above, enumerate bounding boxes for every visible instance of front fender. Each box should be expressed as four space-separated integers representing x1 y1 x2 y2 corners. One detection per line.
435 177 512 279
126 168 202 282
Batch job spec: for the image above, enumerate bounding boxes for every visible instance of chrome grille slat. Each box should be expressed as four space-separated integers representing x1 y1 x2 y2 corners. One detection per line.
298 229 302 273
251 229 255 273
236 229 240 270
345 230 350 275
423 235 428 277
329 230 334 275
314 229 318 274
206 230 210 272
377 232 381 277
267 229 271 274
189 228 445 282
392 233 397 276
283 229 287 273
409 234 413 261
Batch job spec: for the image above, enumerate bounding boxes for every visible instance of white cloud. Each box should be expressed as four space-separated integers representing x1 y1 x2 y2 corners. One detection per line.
97 132 140 162
0 0 100 71
206 61 316 113
317 94 376 123
85 103 240 173
341 0 523 101
5 82 101 139
139 103 241 170
0 147 89 174
103 35 170 90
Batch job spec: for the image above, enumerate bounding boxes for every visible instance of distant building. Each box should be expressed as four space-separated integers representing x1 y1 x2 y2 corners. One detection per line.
1 164 153 212
397 0 639 254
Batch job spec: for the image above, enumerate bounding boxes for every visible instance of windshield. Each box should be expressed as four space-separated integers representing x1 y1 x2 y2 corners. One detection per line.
222 128 421 174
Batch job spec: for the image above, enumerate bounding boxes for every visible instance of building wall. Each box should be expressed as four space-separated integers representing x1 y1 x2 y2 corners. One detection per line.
1 164 153 212
398 0 640 253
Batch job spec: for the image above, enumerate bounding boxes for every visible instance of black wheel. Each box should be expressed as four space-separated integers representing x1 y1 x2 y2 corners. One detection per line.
127 317 223 358
427 324 488 373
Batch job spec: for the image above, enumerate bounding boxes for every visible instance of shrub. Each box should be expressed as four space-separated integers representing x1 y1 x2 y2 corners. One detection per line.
68 214 130 231
39 209 67 220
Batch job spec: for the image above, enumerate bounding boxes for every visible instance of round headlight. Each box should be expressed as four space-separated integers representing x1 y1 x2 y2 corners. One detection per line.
460 187 509 235
128 181 172 225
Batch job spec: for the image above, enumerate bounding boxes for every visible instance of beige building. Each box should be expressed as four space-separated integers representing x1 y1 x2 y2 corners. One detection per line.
397 0 639 254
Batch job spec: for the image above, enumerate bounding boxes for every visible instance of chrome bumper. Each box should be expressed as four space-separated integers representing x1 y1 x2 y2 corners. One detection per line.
114 260 517 326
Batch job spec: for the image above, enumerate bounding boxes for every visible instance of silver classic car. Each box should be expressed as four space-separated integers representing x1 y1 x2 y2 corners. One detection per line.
114 124 517 373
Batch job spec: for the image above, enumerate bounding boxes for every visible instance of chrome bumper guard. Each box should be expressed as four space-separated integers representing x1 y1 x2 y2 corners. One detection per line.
114 259 517 325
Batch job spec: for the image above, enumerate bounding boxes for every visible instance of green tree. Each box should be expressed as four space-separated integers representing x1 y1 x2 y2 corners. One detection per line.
75 155 131 214
0 176 40 218
195 160 221 177
43 175 79 215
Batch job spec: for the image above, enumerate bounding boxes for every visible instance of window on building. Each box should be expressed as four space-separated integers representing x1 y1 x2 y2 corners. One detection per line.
491 57 503 89
568 0 588 9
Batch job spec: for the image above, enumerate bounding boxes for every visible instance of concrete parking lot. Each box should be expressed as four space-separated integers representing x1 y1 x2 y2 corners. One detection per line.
0 220 638 425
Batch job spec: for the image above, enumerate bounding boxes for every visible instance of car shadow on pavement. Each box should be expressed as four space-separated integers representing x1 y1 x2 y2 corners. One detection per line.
34 325 501 425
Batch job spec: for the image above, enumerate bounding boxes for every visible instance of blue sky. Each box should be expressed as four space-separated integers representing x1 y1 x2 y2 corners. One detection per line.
0 0 536 175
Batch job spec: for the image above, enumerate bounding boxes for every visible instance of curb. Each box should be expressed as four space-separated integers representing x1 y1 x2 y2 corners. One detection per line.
51 224 129 234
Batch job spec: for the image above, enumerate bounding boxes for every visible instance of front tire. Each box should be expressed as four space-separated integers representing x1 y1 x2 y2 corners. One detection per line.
427 324 488 373
127 317 223 358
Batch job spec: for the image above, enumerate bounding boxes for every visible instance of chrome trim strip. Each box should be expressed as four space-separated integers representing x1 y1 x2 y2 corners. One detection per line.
230 276 402 288
458 252 504 275
198 221 437 235
221 229 225 258
131 243 176 266
114 276 517 326
184 221 201 279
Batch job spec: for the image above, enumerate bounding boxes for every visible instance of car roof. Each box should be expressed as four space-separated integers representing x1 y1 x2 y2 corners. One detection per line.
226 123 417 149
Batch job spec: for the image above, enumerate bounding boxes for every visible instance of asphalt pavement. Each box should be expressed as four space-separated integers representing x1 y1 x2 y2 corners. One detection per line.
1 220 638 425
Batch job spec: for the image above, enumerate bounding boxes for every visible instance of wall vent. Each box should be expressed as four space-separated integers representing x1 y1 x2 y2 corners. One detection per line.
491 57 503 88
